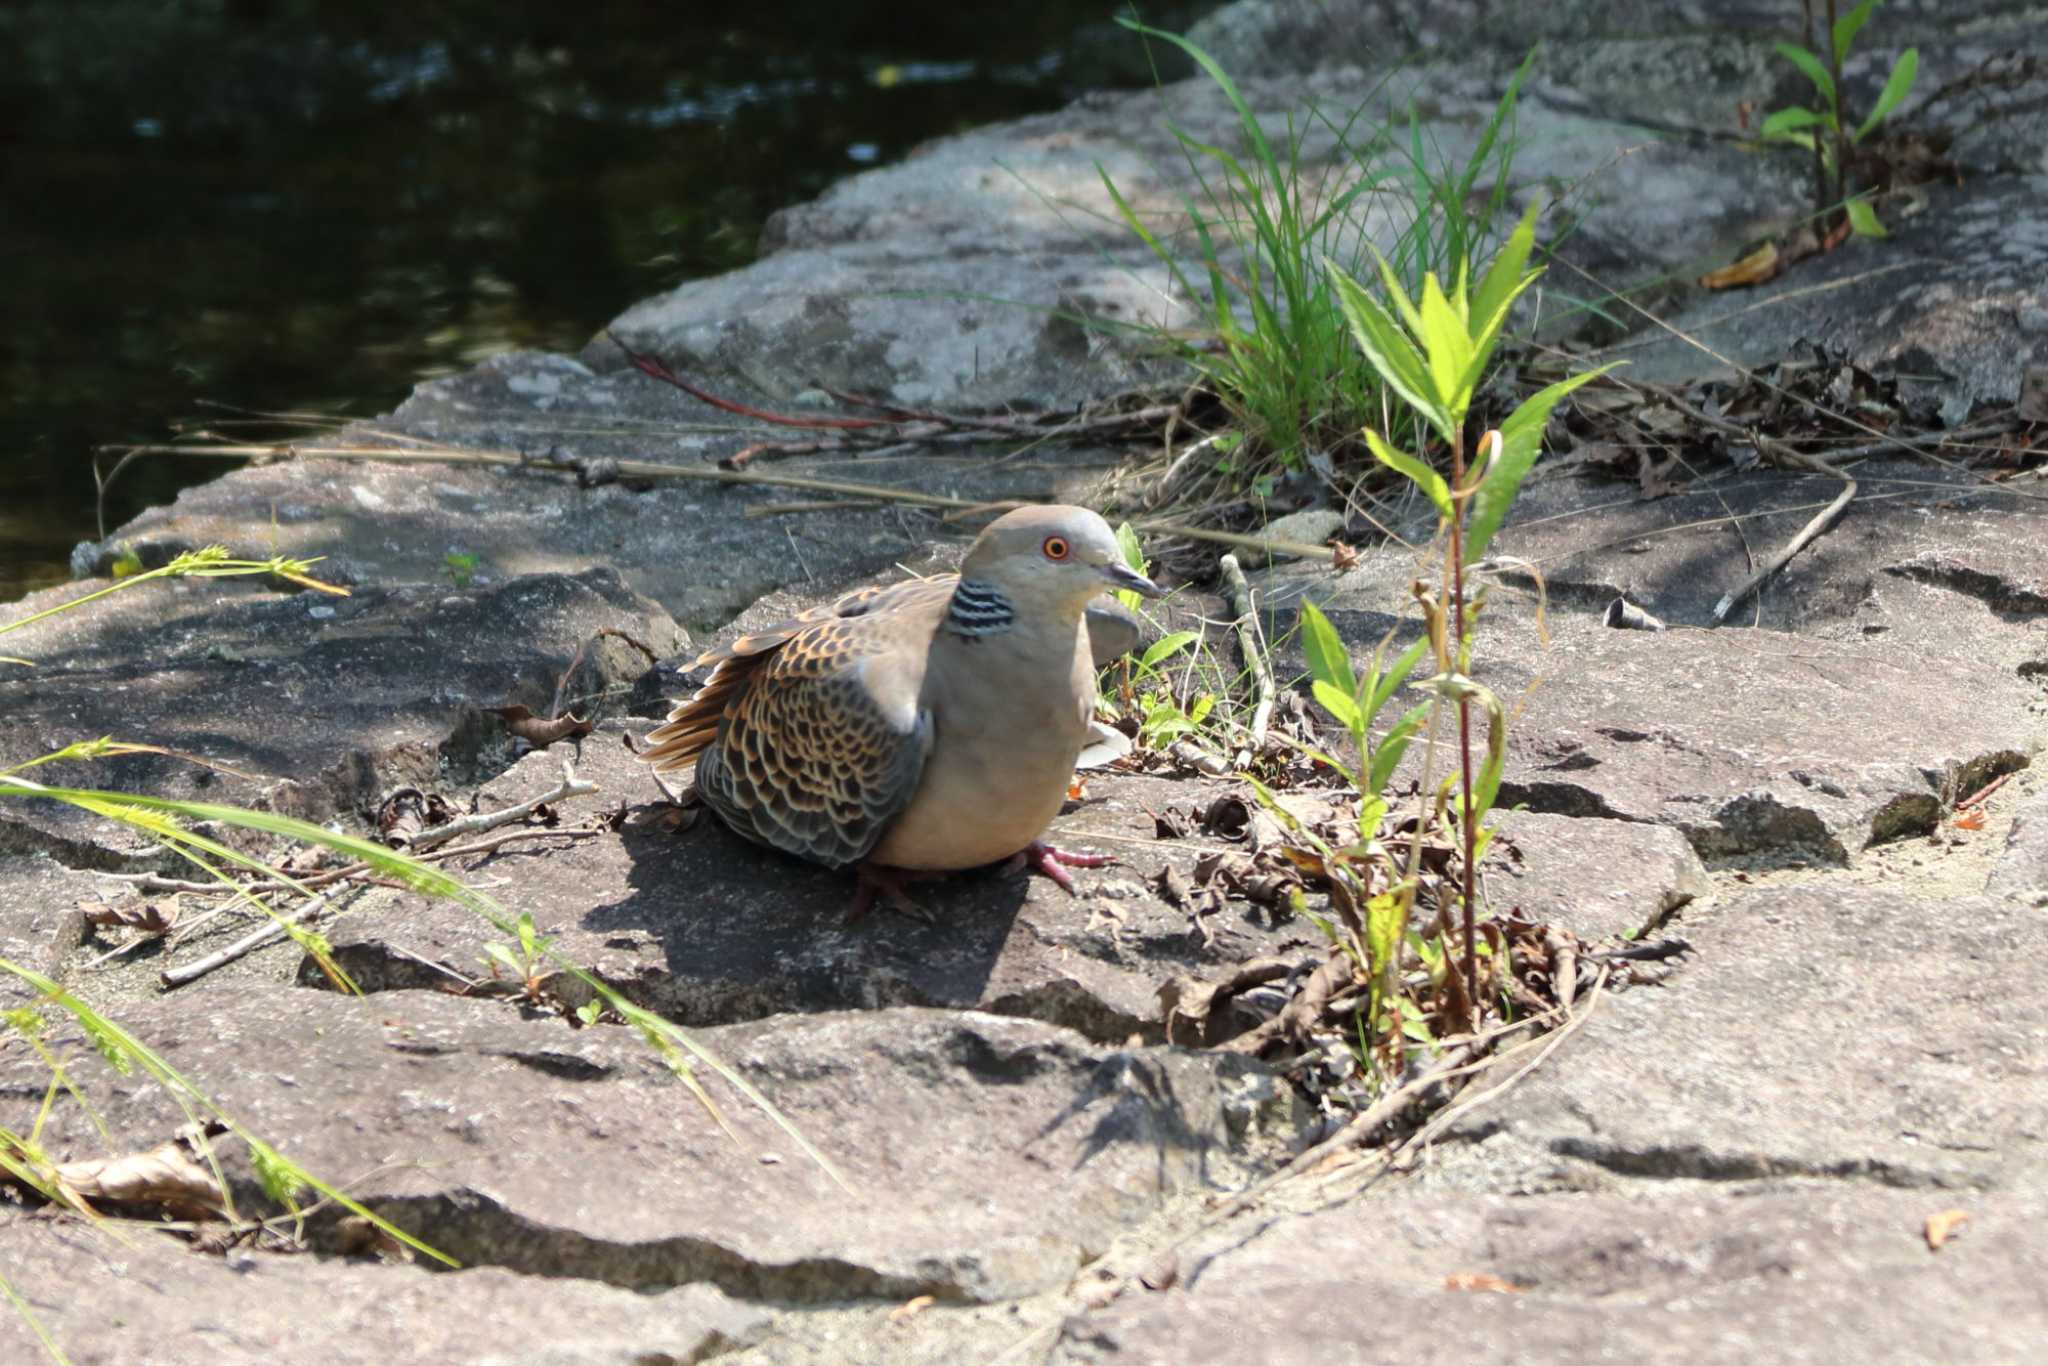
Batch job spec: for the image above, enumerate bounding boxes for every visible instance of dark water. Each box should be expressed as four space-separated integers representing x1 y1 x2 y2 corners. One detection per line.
0 1 1204 602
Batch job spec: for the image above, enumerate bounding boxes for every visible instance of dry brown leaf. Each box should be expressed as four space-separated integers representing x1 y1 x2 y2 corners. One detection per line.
1444 1272 1526 1293
495 704 595 748
78 898 177 935
1924 1208 1971 1250
1698 242 1782 290
55 1139 222 1219
336 1214 416 1263
888 1295 936 1324
1331 541 1360 571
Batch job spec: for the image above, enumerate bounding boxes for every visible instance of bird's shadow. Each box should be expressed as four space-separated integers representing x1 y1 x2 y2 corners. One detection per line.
591 797 1034 1028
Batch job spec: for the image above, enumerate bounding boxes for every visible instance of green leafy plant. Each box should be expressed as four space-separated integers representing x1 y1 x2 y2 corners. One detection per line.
1101 523 1242 760
1759 0 1918 236
1102 19 1532 494
443 551 480 587
1273 203 1612 1061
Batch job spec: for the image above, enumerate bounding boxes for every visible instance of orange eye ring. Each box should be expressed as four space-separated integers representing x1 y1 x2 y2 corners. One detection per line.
1042 536 1070 561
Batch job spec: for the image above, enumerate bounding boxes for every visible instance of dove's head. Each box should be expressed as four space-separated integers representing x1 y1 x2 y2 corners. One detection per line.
962 504 1161 614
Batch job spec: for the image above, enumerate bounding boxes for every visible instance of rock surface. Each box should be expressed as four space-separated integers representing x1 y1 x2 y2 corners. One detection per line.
4 1 2047 1361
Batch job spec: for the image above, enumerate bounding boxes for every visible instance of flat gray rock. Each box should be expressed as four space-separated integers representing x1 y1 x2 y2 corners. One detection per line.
68 351 1123 633
1257 557 2039 862
1440 885 2048 1193
0 567 682 866
0 984 1273 1308
1063 1185 2048 1365
0 1225 770 1365
1988 785 2048 906
1483 809 1708 940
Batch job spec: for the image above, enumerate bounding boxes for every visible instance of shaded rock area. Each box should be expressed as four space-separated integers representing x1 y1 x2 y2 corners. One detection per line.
305 720 1320 1041
4 0 2048 1361
0 567 683 867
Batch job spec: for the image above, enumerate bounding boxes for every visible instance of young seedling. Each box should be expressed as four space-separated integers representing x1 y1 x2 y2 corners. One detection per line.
1759 0 1919 235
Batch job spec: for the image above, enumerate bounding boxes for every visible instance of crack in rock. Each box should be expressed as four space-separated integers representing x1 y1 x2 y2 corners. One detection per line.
1549 1137 1979 1191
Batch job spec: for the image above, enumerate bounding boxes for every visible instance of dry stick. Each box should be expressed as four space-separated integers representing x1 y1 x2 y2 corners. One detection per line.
396 764 599 852
1712 443 1858 621
1393 966 1610 1161
101 823 600 900
103 441 1001 513
111 439 1345 562
160 889 343 988
1216 554 1275 766
154 765 599 987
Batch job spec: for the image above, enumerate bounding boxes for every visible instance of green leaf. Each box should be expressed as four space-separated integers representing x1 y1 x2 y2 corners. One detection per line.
482 942 524 975
1416 272 1475 419
1366 635 1431 720
1467 201 1542 349
1843 195 1888 237
1832 0 1880 66
1365 890 1406 982
248 1139 308 1206
1774 42 1836 106
1854 48 1918 141
1187 693 1217 726
1325 259 1447 440
1463 364 1621 565
1114 521 1147 575
1367 701 1431 797
1116 20 1276 170
1312 679 1363 730
1363 428 1452 520
1297 599 1356 697
1758 106 1828 140
1139 630 1198 670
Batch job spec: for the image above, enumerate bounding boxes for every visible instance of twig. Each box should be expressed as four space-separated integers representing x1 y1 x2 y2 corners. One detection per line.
99 441 1016 514
1394 966 1610 1158
1954 771 2014 811
100 824 599 900
159 890 342 987
1712 442 1858 621
392 762 597 852
1216 553 1275 765
1134 519 1338 563
743 499 884 518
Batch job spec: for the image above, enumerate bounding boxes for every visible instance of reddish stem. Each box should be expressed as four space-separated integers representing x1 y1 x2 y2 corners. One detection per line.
609 331 891 431
1448 430 1479 1031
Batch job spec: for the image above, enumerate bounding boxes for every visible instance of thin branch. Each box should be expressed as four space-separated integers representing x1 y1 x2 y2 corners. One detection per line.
159 890 343 988
1712 444 1858 621
1216 553 1275 765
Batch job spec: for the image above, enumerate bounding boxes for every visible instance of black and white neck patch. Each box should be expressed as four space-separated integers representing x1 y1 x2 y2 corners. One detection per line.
943 579 1015 638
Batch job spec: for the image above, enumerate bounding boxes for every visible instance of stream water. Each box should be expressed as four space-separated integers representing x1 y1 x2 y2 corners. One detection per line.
0 1 1206 601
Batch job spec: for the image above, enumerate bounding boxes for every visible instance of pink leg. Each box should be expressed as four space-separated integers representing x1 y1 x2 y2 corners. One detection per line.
847 862 942 924
1005 839 1116 896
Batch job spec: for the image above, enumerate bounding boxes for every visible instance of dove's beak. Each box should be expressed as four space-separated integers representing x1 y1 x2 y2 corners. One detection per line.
1099 561 1164 599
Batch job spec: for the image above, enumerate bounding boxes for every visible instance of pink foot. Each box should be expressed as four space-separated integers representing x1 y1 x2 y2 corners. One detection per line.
1006 840 1116 896
847 862 943 924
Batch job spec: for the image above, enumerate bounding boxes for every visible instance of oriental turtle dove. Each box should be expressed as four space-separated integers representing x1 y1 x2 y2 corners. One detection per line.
640 505 1160 912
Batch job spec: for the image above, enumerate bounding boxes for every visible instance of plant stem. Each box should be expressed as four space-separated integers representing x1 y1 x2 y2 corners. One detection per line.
1444 430 1479 1031
1825 0 1848 221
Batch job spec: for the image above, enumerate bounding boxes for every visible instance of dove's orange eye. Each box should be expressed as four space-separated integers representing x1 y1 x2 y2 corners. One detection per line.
1042 536 1070 561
